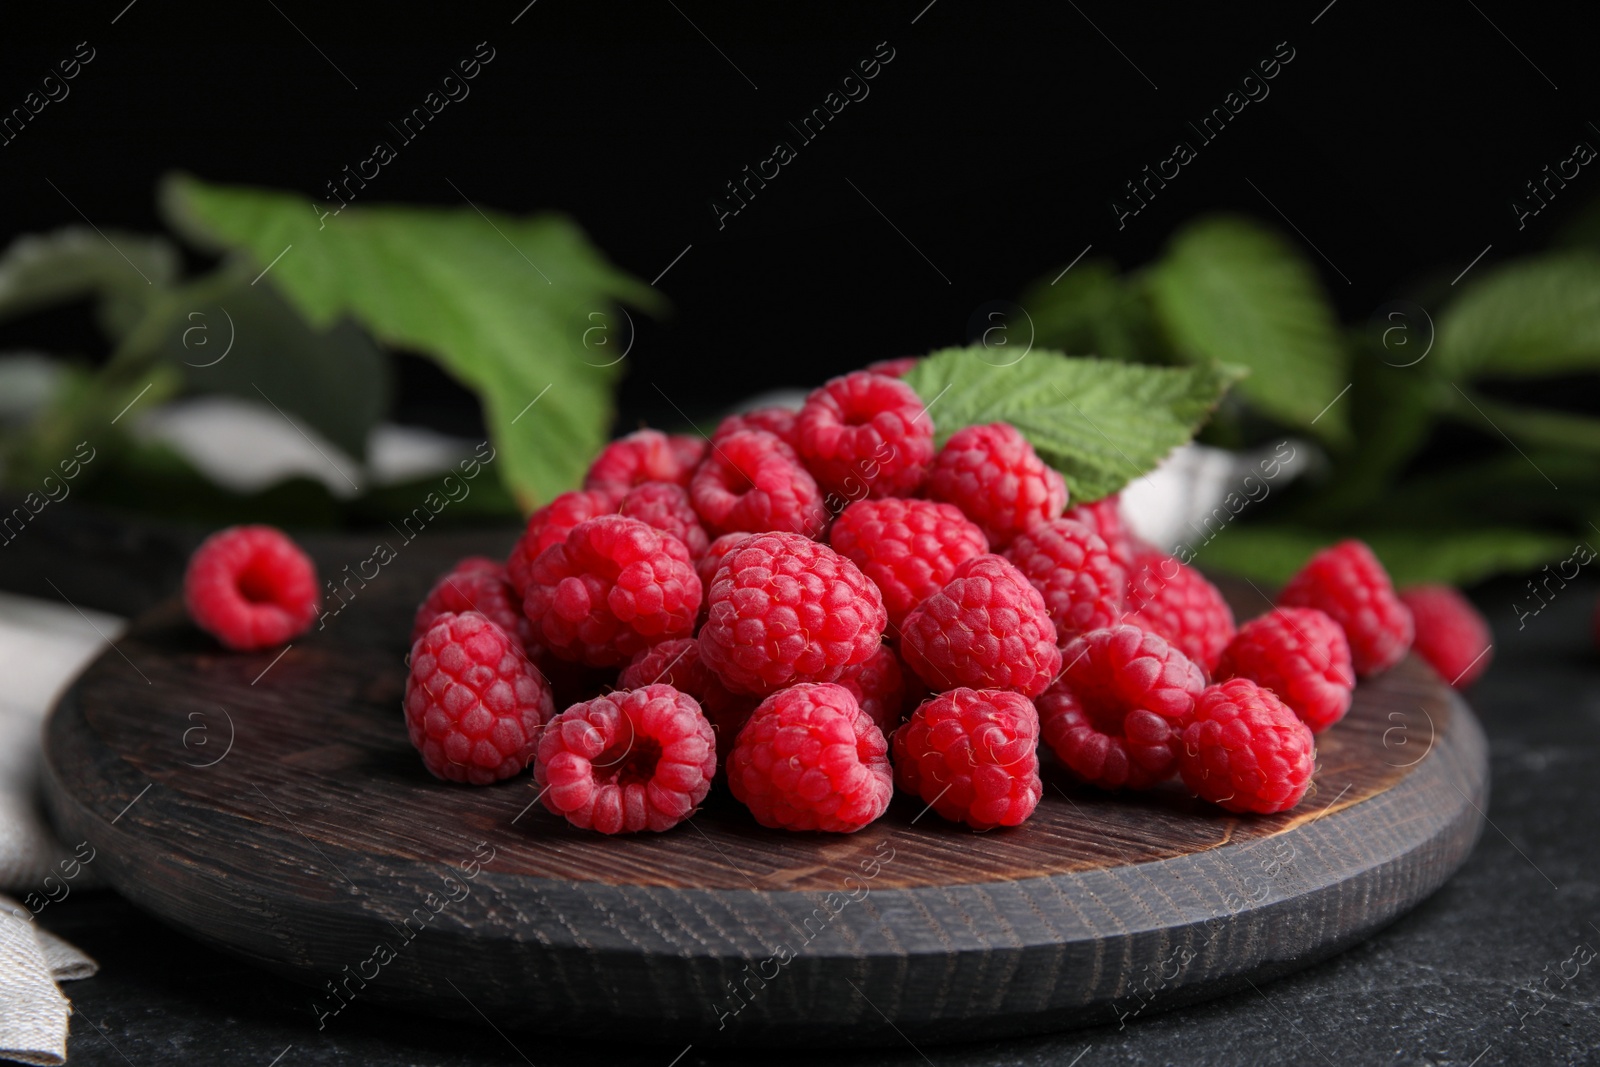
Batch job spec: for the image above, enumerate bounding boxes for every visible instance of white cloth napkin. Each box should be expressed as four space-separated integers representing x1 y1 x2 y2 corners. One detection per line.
0 591 117 1065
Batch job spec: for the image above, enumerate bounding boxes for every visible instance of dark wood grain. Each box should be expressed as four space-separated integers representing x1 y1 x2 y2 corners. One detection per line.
40 531 1487 1046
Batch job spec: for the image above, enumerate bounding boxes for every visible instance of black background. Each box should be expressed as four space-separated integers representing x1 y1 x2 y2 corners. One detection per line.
2 0 1597 435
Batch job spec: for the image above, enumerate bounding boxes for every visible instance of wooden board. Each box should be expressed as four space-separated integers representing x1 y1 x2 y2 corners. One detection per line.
41 532 1487 1046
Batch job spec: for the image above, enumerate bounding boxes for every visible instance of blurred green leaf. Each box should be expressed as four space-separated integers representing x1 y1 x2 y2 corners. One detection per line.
1445 386 1600 456
1148 216 1351 443
1197 523 1575 587
903 346 1243 503
0 227 180 339
1434 252 1600 378
1019 259 1166 363
111 267 390 460
159 174 664 510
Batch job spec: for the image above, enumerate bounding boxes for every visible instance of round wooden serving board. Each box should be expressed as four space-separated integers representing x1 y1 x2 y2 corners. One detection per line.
42 532 1487 1046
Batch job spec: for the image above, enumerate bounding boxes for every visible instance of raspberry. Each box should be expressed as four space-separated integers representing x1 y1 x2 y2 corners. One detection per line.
900 554 1061 697
1278 540 1413 677
1039 625 1206 790
837 644 908 736
405 612 554 785
523 516 701 667
535 684 716 833
690 429 828 538
1400 585 1493 690
1004 518 1127 642
795 371 935 500
618 481 709 560
865 356 919 378
618 638 756 760
413 556 534 653
726 683 893 832
1063 494 1137 571
1216 607 1354 733
668 433 707 475
1126 550 1236 674
184 525 321 651
1178 678 1315 814
828 498 989 629
584 429 699 496
712 406 800 451
698 532 887 695
925 423 1067 548
506 489 616 597
893 687 1042 829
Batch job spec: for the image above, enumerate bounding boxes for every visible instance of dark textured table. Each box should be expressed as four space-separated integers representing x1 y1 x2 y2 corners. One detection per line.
13 512 1600 1066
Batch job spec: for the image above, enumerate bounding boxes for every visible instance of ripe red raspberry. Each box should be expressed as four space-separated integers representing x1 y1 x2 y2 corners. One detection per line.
535 683 716 833
1063 494 1137 571
1178 678 1315 814
505 489 615 597
1039 625 1206 790
900 554 1061 697
828 497 989 629
1278 540 1413 677
1004 518 1127 642
405 611 554 785
795 371 935 500
1216 607 1354 733
727 683 893 832
1400 585 1493 690
698 532 886 695
618 481 709 560
1126 550 1236 674
690 429 828 538
925 423 1067 548
668 433 707 475
584 429 699 496
837 644 907 736
413 556 534 653
184 525 321 651
712 406 800 451
618 638 757 760
892 688 1042 830
865 356 919 378
523 516 701 667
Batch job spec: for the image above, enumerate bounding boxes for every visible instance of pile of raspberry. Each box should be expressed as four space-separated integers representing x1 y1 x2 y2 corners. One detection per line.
152 359 1480 835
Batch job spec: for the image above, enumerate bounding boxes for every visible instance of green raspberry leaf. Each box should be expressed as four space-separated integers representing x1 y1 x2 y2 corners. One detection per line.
1147 215 1351 444
1434 251 1600 379
159 173 663 511
902 346 1244 504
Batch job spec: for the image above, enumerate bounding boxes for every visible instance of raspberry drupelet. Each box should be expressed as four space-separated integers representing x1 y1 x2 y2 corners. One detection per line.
1178 678 1315 814
1215 607 1355 733
1062 494 1138 572
535 683 717 833
892 688 1042 830
924 423 1067 548
698 532 887 695
1003 517 1127 643
404 611 554 785
183 525 321 650
726 682 893 832
1278 540 1413 677
618 638 757 761
828 497 989 629
899 553 1062 697
522 515 701 667
795 371 935 501
689 429 828 538
1038 625 1206 791
712 406 800 451
617 481 710 560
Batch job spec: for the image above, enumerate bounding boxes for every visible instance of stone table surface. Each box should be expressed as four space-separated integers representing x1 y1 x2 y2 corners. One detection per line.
11 519 1600 1066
